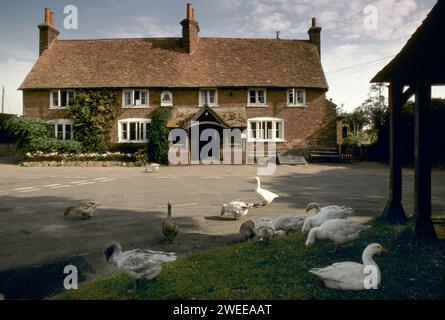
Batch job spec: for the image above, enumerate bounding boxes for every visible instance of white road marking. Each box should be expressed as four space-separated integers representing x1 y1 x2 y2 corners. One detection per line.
93 178 109 181
99 179 116 183
77 182 96 186
70 181 88 184
19 188 42 193
13 187 35 191
43 184 63 188
51 185 71 189
200 177 225 179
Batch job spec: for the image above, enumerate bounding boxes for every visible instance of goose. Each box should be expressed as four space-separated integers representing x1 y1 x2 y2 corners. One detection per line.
255 218 276 241
273 215 305 235
309 243 388 290
302 205 354 234
104 242 176 290
306 202 352 215
145 163 160 173
305 219 371 251
254 177 279 206
221 201 255 220
163 202 178 243
239 220 256 241
64 202 100 220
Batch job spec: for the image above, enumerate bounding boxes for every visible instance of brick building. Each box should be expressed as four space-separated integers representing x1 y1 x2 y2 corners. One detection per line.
20 4 338 162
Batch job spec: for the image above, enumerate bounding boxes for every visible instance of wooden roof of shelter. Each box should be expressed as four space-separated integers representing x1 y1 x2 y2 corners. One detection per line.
372 0 445 85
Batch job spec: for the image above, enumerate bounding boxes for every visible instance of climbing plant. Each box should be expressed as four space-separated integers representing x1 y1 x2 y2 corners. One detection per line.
147 107 173 164
69 89 121 153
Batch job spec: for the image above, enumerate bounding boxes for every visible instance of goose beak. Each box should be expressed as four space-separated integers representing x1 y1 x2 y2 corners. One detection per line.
381 247 389 254
304 245 312 252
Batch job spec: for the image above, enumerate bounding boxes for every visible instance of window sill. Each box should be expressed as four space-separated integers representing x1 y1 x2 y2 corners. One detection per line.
49 107 69 110
247 104 268 108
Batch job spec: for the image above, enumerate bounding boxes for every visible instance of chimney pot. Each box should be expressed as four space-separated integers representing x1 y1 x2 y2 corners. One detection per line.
312 18 317 27
50 11 55 26
187 3 193 20
45 8 51 25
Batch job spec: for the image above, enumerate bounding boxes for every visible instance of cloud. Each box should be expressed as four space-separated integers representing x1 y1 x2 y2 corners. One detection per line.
104 16 179 38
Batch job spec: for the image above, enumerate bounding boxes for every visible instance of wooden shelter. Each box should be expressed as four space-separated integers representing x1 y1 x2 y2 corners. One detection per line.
371 0 444 244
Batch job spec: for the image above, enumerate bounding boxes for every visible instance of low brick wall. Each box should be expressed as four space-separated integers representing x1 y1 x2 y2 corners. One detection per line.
0 144 17 157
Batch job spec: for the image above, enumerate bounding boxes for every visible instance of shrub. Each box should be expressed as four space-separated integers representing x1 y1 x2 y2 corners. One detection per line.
26 138 83 154
69 89 121 153
134 148 149 166
24 151 133 162
147 107 173 164
4 117 50 150
0 114 16 143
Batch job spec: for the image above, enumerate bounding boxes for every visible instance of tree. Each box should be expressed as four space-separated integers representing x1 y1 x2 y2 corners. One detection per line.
147 107 173 164
69 90 120 153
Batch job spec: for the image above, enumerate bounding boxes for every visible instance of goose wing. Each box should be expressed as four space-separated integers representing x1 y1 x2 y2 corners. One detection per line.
310 262 365 289
274 216 305 233
257 188 279 203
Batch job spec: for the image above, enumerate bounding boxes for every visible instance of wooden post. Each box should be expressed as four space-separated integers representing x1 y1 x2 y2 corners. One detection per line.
1 86 4 114
382 82 407 224
414 81 438 245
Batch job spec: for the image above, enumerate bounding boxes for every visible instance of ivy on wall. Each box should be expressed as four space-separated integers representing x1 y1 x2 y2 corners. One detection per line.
147 107 173 164
69 89 121 153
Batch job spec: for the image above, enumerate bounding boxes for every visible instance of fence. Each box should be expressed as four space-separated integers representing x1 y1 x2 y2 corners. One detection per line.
339 145 368 164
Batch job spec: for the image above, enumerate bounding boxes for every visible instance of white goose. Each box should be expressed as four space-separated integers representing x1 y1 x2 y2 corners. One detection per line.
273 215 305 235
255 218 276 241
309 243 387 290
104 242 176 290
302 205 354 233
221 201 255 220
254 177 279 206
305 219 371 251
306 202 352 215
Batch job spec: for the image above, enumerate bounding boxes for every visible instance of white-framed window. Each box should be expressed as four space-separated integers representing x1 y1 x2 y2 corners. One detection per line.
118 118 152 143
47 119 74 140
247 89 267 107
287 88 306 107
122 89 149 108
247 118 285 142
199 89 218 107
160 90 173 107
50 90 75 109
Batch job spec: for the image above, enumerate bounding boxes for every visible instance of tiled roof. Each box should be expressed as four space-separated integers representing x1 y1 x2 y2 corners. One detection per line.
167 107 247 128
20 37 328 90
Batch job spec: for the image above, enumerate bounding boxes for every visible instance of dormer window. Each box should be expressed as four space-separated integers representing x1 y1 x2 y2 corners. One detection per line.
161 91 173 107
287 89 306 107
248 89 267 107
122 89 149 108
50 90 75 109
199 89 218 107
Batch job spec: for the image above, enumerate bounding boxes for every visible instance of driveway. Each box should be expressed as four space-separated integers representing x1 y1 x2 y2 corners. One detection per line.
0 161 444 298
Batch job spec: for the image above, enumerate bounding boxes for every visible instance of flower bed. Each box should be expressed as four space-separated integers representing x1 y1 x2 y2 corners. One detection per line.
21 152 140 167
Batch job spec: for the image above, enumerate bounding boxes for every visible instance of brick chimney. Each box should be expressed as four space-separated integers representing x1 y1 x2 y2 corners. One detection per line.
181 3 200 54
38 8 59 56
308 18 322 56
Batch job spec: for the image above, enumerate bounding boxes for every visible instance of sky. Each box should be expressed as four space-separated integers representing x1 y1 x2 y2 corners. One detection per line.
0 0 444 115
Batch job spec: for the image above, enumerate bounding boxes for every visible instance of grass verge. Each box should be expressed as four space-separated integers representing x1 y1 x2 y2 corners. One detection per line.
54 218 445 300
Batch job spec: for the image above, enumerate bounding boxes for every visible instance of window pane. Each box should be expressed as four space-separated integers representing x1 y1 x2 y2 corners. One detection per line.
258 91 265 104
288 89 294 104
52 92 59 107
297 90 304 104
141 91 147 106
61 91 68 107
121 123 127 140
124 92 131 106
134 91 141 106
68 91 74 106
250 122 257 139
209 90 216 104
266 121 272 140
249 91 256 104
276 121 283 139
57 124 64 140
130 123 136 141
65 124 72 140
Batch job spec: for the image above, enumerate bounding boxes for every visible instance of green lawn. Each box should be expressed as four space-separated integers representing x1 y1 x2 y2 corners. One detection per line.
55 218 445 300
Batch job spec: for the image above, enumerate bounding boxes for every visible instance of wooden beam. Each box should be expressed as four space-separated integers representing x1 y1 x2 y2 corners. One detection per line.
382 82 407 224
414 81 438 245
